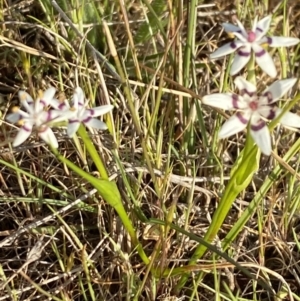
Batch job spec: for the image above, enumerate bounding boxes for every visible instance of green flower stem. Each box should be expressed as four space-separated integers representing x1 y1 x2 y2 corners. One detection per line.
177 91 300 294
52 147 150 265
222 136 300 252
176 52 261 290
243 123 257 157
176 92 300 291
77 125 108 179
246 53 256 85
176 143 259 291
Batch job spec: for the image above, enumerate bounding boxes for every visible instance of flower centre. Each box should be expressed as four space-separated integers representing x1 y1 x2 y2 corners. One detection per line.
249 100 259 111
247 31 256 43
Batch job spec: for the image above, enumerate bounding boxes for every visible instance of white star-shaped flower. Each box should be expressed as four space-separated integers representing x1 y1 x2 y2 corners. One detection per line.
202 77 300 155
6 87 67 148
51 87 113 138
210 15 300 77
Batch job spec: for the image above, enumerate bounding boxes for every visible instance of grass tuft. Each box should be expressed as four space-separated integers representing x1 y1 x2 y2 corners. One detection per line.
1 0 300 300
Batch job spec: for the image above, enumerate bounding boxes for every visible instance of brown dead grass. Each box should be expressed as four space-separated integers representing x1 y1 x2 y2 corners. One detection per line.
0 0 300 300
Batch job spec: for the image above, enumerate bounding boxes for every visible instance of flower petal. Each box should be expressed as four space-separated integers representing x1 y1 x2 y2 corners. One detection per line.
218 113 248 139
210 42 237 59
251 16 258 33
72 87 85 109
50 98 70 111
67 121 81 137
6 112 24 123
18 91 33 104
39 127 58 148
42 87 56 104
254 15 272 40
202 94 238 110
89 105 114 117
85 118 108 130
232 31 247 43
230 45 251 75
252 43 277 77
264 78 297 103
18 91 34 115
48 109 75 123
12 124 33 147
268 36 300 47
235 18 247 38
250 122 271 155
234 76 257 94
222 22 241 33
74 87 85 106
275 108 300 128
258 105 276 120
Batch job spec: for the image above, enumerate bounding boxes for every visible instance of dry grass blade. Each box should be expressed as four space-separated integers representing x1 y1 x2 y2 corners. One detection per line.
50 0 121 82
1 0 300 300
0 34 58 60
